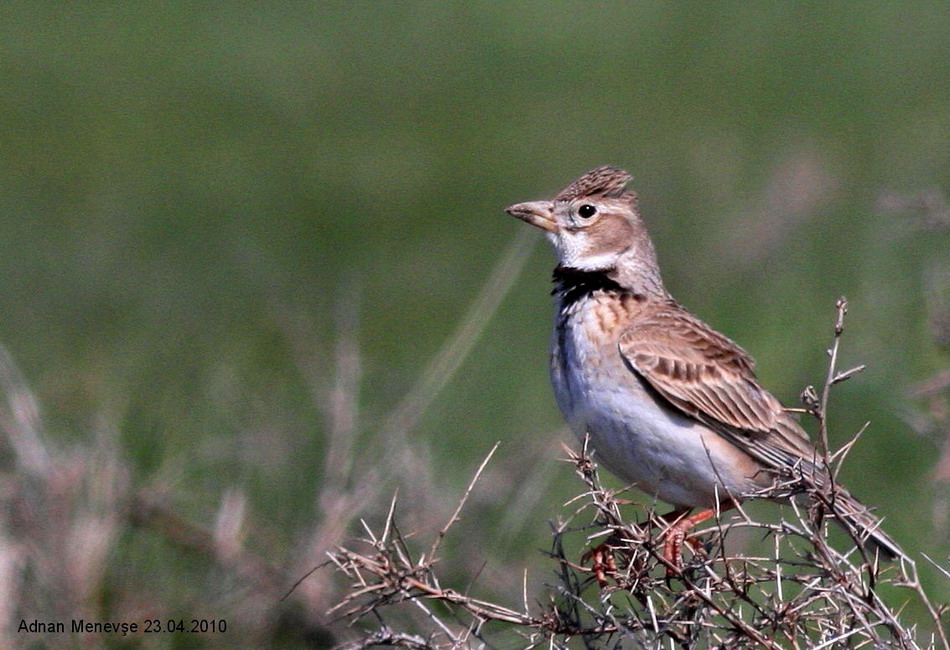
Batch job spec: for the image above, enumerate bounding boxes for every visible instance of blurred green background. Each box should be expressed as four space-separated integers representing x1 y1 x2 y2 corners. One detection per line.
1 2 947 647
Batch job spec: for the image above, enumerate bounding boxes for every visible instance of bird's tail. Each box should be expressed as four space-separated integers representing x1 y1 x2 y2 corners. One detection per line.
825 487 904 561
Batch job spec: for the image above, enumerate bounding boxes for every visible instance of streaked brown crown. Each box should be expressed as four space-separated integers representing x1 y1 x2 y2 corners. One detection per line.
555 166 634 203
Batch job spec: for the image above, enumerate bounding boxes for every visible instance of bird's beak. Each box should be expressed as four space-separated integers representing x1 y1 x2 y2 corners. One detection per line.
505 201 557 233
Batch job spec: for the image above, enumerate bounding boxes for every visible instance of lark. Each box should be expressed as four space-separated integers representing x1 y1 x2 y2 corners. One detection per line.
507 166 901 567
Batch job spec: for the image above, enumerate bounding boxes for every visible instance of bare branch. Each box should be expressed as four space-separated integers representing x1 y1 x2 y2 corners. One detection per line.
428 442 499 563
319 301 947 650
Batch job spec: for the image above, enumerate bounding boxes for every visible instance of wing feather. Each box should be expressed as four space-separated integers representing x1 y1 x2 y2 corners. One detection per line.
618 305 815 463
618 302 903 559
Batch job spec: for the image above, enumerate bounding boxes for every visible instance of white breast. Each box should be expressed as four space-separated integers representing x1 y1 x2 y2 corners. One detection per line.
551 295 762 508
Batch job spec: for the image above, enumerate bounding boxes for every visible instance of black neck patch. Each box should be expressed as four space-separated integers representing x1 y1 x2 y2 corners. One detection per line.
552 265 625 305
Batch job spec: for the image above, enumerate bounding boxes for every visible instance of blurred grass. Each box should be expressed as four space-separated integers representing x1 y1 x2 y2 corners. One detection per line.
0 2 947 647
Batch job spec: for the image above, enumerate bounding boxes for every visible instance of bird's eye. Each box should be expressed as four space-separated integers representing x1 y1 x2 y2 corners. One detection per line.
577 204 597 219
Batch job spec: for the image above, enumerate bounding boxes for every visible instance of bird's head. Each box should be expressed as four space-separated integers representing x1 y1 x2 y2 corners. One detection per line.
506 166 664 295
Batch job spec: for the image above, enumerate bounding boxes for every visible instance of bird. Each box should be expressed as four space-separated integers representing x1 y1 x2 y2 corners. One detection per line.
506 165 902 568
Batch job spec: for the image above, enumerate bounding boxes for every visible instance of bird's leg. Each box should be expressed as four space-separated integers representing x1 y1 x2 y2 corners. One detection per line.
583 506 733 584
659 507 730 573
581 542 620 586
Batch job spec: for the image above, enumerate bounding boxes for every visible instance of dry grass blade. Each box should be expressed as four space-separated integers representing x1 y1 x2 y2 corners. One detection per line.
379 228 536 451
0 344 51 476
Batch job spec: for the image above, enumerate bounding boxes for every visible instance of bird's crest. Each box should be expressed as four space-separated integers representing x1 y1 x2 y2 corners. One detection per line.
555 166 633 203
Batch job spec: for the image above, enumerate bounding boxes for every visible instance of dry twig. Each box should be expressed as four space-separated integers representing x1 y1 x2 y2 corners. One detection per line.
322 301 948 649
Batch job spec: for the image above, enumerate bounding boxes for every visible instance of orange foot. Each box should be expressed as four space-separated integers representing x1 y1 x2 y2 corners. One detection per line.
660 508 722 575
581 542 620 586
583 506 730 583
